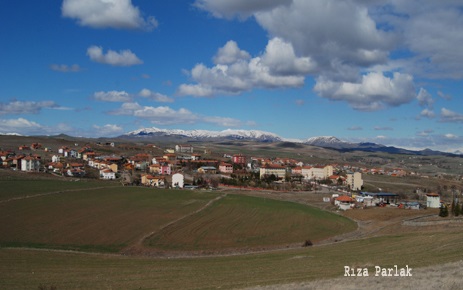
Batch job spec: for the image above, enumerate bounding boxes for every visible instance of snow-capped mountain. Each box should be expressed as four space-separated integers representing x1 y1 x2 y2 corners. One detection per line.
124 127 283 142
304 136 352 148
120 127 460 157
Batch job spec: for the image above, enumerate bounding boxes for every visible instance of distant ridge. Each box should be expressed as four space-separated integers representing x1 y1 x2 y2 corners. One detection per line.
119 127 461 157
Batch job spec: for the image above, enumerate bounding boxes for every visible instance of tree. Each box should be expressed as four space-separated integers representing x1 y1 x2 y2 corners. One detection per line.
439 204 449 217
454 202 460 217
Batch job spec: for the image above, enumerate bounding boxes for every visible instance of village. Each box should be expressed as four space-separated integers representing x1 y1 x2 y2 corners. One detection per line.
1 140 457 214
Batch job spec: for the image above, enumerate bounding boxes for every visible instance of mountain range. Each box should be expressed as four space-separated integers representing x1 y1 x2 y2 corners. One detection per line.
121 127 461 157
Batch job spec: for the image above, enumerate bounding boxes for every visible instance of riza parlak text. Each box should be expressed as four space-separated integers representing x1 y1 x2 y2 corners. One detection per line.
344 265 412 277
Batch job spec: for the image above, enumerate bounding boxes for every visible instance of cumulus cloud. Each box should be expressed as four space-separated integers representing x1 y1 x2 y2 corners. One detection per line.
0 118 43 133
138 89 174 103
213 40 250 65
92 124 124 136
62 0 158 31
178 38 315 97
440 108 463 123
87 46 143 66
50 64 82 72
194 0 292 19
93 91 132 102
416 88 434 108
419 109 436 119
314 72 416 111
193 0 463 116
254 0 394 75
0 100 60 115
108 102 250 127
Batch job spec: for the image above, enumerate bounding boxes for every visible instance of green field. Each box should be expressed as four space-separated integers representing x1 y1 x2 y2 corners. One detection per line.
146 194 355 251
2 178 462 289
0 187 216 252
1 232 462 289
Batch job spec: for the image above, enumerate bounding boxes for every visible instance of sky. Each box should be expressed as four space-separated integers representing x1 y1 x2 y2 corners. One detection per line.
1 0 462 153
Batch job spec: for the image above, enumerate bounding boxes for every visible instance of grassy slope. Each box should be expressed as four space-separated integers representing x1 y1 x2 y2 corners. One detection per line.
1 231 462 289
146 194 356 251
0 188 216 252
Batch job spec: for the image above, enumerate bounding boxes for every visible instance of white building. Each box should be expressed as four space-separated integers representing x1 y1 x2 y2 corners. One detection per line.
100 169 116 180
260 165 287 179
21 156 40 172
175 144 193 153
172 173 184 188
346 171 363 191
426 193 440 208
301 165 333 180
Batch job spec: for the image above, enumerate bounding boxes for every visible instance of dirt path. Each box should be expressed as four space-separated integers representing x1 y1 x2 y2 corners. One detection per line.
121 193 228 256
0 186 121 204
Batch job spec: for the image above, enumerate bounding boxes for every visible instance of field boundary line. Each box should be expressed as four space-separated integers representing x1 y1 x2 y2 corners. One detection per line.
0 185 121 204
122 193 227 255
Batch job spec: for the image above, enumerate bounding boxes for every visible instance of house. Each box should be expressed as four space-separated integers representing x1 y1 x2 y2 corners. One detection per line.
172 173 184 188
232 154 246 165
67 168 86 177
141 174 165 187
346 171 363 191
335 195 355 210
100 169 116 180
21 156 40 172
175 144 193 153
219 162 233 174
51 155 60 163
47 162 64 174
426 193 440 208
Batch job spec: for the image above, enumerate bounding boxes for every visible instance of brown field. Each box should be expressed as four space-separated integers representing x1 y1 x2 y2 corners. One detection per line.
0 187 216 252
145 194 355 253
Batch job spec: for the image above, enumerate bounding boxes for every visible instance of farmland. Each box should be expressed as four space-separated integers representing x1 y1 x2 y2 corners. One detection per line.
1 175 463 289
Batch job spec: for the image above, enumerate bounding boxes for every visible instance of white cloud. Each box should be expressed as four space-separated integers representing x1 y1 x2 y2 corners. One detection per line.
93 91 132 102
50 64 82 72
437 91 452 100
314 72 416 111
347 126 363 131
416 88 434 108
0 100 59 115
108 102 251 127
87 46 143 66
92 124 124 136
62 0 158 31
213 40 250 65
0 118 43 133
138 89 174 103
419 109 436 119
444 133 458 139
254 0 394 76
178 38 315 97
194 0 292 19
440 108 463 123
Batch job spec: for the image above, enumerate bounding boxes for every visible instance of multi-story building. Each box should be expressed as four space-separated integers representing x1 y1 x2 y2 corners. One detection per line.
301 165 333 180
346 171 363 191
259 165 287 179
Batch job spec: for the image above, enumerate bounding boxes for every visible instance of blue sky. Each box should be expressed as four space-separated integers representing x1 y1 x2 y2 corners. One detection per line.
1 0 462 152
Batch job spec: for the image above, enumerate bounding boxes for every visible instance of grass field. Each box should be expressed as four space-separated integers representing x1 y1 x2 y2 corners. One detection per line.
1 231 462 289
146 194 356 251
1 176 462 289
0 187 216 252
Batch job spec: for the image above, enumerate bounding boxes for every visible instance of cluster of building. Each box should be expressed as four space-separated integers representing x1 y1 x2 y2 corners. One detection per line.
1 143 368 190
